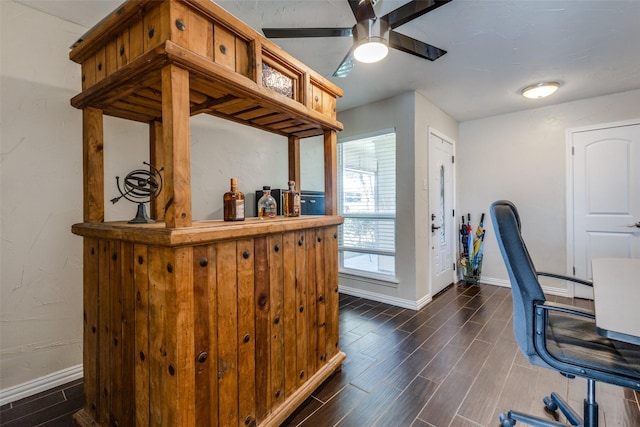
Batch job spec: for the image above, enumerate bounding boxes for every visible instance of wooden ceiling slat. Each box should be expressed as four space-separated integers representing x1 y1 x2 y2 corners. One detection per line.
252 113 292 126
216 99 259 115
292 128 324 138
127 93 162 110
136 87 162 102
103 105 156 123
112 100 161 119
205 111 288 138
270 119 303 130
235 107 276 121
191 94 238 115
189 89 209 104
189 76 229 99
281 124 316 134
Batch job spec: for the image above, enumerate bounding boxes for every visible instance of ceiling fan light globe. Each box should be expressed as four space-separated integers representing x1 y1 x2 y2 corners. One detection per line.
354 40 389 63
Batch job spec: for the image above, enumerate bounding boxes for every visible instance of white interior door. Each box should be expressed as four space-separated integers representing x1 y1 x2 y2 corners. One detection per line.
429 129 455 296
571 122 640 298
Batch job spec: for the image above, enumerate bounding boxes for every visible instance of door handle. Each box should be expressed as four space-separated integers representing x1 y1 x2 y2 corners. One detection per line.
431 213 441 232
628 221 640 228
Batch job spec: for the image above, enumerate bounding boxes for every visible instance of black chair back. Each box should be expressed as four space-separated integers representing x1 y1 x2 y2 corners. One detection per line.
490 200 547 365
490 200 640 427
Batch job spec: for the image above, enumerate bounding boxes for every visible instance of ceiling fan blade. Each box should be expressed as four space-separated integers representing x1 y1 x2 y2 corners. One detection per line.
388 31 446 61
348 0 376 22
382 0 452 30
332 48 356 78
262 27 353 38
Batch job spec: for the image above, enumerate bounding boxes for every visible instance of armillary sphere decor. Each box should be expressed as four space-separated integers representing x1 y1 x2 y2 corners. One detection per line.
111 162 164 224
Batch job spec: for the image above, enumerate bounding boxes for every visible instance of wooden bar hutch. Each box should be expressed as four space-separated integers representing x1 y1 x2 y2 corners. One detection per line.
69 1 345 425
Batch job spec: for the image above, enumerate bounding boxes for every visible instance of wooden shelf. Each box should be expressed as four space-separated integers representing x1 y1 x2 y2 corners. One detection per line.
69 0 343 137
72 216 343 246
71 0 342 227
71 41 342 138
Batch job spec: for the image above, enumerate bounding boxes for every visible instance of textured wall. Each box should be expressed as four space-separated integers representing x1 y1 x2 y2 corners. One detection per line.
337 92 459 306
458 89 640 287
1 0 86 391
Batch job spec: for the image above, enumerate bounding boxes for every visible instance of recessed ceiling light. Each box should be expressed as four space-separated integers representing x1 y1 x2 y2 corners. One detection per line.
521 82 560 99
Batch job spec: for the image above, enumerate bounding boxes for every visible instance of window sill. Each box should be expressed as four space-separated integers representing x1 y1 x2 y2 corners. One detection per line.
338 269 399 288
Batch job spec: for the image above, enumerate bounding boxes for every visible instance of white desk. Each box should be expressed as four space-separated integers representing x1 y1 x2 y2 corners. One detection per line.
591 258 640 345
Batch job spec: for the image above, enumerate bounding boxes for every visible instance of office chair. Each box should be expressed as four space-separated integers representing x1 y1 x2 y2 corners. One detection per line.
490 200 640 427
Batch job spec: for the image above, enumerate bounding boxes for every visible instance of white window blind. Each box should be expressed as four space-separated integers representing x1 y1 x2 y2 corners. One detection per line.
338 131 396 277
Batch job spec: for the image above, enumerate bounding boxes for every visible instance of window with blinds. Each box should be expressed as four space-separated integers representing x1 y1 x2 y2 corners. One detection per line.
338 131 396 277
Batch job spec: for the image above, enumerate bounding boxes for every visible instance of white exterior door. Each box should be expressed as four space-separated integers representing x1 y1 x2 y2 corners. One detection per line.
429 129 456 296
571 121 640 298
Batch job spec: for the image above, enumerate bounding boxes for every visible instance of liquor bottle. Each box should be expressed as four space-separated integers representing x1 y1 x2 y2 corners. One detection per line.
257 186 277 219
283 180 301 217
223 178 245 221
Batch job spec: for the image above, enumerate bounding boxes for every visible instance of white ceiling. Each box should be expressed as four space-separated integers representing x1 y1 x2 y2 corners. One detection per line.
18 0 640 122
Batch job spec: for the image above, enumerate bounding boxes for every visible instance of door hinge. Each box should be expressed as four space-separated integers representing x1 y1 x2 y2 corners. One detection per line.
573 266 576 275
452 209 455 217
571 146 575 155
453 262 456 271
451 155 455 164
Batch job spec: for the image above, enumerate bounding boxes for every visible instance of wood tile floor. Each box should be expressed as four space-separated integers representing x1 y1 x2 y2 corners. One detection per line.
0 379 82 426
2 283 638 426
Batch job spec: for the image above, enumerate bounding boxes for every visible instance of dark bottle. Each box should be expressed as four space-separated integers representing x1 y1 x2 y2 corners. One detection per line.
223 178 245 221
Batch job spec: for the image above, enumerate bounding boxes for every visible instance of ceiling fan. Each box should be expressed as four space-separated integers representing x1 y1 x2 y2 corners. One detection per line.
262 0 452 77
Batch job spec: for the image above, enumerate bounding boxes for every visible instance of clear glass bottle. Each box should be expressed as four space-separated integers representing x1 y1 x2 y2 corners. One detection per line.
283 180 301 217
257 186 277 219
223 178 245 221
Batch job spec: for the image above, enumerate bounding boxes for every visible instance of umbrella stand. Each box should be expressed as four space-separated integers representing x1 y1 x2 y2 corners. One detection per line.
459 213 485 284
460 253 483 284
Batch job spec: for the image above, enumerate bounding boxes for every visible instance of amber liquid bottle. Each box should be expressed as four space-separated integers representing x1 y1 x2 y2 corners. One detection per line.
283 180 301 217
223 178 245 221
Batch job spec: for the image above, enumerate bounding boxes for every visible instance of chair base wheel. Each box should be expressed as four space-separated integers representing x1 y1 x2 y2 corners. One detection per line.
543 396 560 421
543 395 558 412
499 412 516 427
499 390 588 427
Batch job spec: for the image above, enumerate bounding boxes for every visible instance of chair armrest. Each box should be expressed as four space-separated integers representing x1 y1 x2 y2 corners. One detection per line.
537 271 593 287
535 301 595 319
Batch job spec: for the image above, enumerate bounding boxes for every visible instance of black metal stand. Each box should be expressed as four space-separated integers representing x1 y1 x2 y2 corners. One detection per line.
128 203 154 224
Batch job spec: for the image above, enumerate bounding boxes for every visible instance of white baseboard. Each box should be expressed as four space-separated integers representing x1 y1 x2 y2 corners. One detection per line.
542 286 570 298
474 276 510 287
340 276 570 312
339 285 432 311
479 275 570 297
0 364 83 406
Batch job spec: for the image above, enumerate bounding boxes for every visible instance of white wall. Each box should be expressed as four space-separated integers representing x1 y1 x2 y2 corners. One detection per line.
0 0 300 393
337 92 458 307
458 89 640 289
299 136 325 192
1 0 86 393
